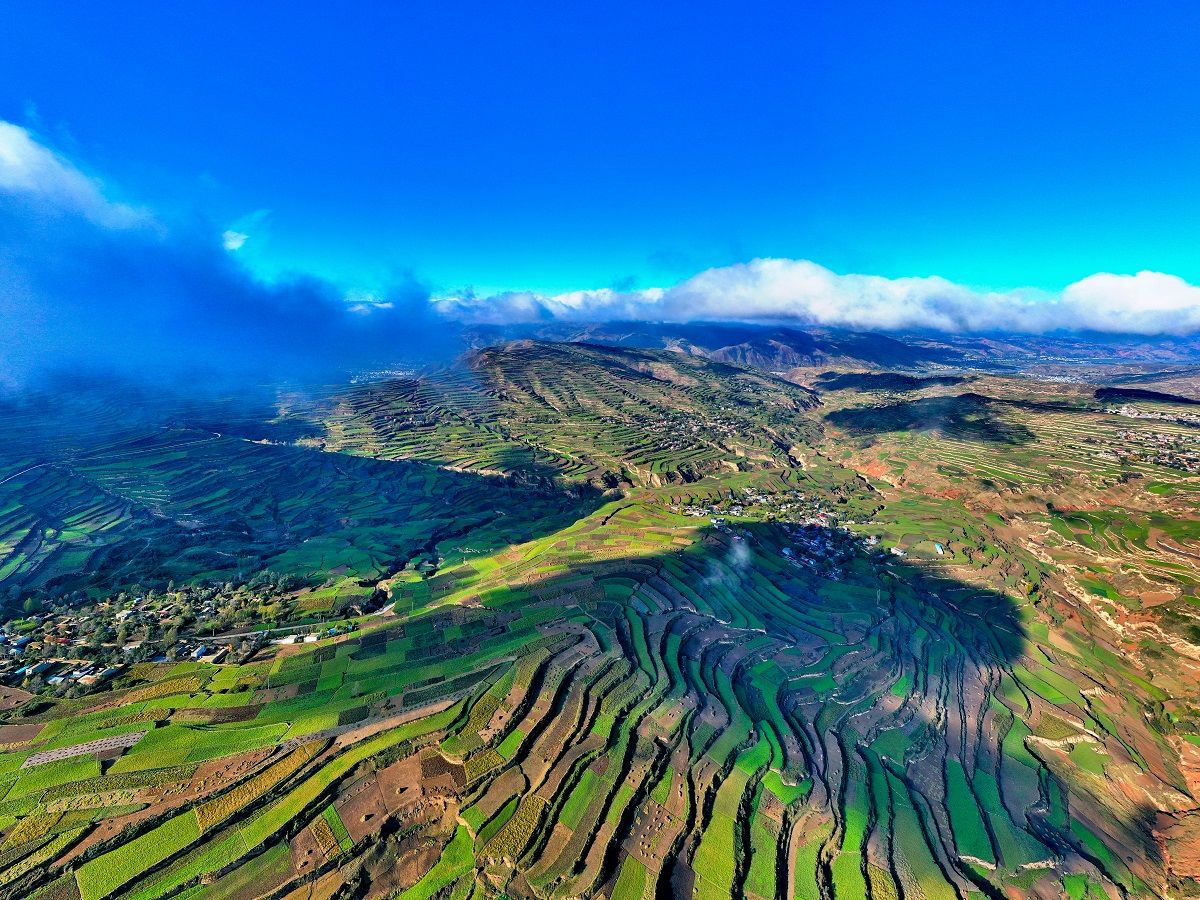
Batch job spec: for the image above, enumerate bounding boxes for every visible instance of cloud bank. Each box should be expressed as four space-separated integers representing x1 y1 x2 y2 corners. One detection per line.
6 118 1200 395
435 259 1200 336
0 123 447 389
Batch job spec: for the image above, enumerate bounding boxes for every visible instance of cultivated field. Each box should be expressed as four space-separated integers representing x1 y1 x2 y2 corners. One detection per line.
1 343 1198 899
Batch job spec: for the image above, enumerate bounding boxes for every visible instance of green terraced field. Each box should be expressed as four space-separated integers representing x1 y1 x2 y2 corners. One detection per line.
1 343 1198 899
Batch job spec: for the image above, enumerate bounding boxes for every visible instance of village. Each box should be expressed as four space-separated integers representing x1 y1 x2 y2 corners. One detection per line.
671 486 902 580
1109 402 1200 427
1108 427 1200 474
0 581 334 695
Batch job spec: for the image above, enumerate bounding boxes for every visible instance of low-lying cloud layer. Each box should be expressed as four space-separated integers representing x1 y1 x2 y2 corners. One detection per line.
5 119 1200 394
435 259 1200 336
0 122 446 389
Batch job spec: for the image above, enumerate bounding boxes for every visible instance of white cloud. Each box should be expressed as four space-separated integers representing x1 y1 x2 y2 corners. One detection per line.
0 121 449 387
222 230 248 251
344 290 395 314
0 122 147 229
1059 271 1200 335
6 120 1200 341
435 258 1200 336
221 209 272 254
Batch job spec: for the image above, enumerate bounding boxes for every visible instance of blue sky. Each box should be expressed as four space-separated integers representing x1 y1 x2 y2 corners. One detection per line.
4 1 1199 298
4 0 1200 388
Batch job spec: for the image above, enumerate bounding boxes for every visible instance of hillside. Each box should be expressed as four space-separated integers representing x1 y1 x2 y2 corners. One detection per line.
323 340 821 486
0 341 1198 899
468 321 1200 373
468 321 967 370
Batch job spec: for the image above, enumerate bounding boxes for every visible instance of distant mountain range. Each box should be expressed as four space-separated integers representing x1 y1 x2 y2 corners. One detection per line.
463 320 1200 373
465 321 962 370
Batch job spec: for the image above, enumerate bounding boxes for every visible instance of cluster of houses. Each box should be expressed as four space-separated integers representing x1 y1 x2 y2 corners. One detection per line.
1109 404 1200 427
1 650 122 689
273 622 357 645
671 486 953 581
0 612 239 690
676 487 815 522
781 521 859 579
1108 428 1200 474
672 488 906 580
0 620 95 686
0 573 354 697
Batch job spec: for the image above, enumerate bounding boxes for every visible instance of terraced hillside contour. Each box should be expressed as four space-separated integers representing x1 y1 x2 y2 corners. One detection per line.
322 341 820 487
0 397 602 600
0 343 1198 899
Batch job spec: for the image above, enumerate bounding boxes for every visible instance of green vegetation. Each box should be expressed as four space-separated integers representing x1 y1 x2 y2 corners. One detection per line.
0 343 1191 900
76 811 201 900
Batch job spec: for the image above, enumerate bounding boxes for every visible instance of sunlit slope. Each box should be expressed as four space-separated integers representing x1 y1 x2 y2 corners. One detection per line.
0 341 818 601
818 375 1200 708
2 349 1199 899
323 341 821 486
0 422 600 602
1 463 1188 899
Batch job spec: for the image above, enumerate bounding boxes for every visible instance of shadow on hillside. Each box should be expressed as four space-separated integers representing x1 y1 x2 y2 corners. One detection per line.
0 381 608 606
483 444 613 491
454 522 1160 895
498 518 1026 675
423 522 1042 895
1096 386 1200 406
825 393 1035 445
814 371 970 392
991 397 1092 415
